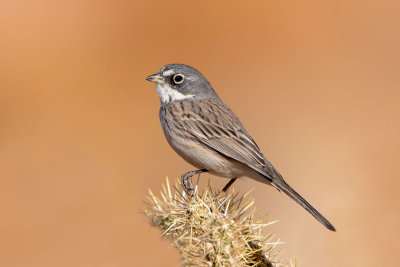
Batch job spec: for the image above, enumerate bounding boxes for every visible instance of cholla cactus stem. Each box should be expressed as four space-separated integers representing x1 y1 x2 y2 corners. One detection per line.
145 177 294 267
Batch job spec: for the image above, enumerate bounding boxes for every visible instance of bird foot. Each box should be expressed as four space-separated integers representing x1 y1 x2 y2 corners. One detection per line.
181 169 208 197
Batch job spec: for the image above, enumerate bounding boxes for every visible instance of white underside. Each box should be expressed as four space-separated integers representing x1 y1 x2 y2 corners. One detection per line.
156 83 194 104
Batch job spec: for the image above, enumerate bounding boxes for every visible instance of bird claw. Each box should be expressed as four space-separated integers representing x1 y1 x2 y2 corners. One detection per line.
181 169 208 197
181 172 195 196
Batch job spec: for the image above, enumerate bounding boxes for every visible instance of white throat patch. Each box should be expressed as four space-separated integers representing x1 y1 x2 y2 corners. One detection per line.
156 83 194 104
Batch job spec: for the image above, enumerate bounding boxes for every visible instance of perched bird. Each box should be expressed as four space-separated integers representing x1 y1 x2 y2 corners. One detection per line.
146 63 336 231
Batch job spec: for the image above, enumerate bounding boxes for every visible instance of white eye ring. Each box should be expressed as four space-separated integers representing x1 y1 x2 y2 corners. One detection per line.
173 74 184 84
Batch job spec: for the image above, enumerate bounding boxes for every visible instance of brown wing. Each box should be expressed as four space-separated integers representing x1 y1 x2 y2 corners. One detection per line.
165 99 337 231
166 99 281 180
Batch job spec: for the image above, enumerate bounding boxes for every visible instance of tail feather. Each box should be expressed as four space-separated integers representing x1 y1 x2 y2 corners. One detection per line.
272 179 336 231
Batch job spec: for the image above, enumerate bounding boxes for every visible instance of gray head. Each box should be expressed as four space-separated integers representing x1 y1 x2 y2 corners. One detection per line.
146 64 219 104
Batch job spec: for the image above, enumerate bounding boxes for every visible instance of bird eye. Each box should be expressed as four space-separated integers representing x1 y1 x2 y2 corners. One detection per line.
172 74 184 84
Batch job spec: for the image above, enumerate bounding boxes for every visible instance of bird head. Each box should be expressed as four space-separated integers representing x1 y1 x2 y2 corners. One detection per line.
146 64 218 104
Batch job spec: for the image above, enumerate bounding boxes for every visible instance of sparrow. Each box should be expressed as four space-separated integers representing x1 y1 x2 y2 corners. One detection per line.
146 63 336 231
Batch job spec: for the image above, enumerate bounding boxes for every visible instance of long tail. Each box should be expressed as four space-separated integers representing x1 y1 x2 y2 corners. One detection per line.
271 178 336 231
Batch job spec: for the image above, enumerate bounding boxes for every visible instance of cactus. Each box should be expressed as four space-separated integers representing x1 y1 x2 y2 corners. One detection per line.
145 178 294 266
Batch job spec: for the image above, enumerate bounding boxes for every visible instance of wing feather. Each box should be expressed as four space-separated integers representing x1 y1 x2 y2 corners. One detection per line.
167 99 277 177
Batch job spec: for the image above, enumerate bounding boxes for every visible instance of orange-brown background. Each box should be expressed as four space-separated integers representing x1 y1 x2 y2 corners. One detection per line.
1 0 399 266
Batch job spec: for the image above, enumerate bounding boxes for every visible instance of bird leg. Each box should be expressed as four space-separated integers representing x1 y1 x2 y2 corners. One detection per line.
211 178 238 198
221 178 237 192
181 169 208 194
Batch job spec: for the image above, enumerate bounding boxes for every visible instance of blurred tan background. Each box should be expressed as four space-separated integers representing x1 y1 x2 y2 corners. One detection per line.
1 0 399 266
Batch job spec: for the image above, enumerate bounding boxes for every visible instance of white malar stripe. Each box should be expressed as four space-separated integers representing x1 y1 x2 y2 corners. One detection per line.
156 83 194 104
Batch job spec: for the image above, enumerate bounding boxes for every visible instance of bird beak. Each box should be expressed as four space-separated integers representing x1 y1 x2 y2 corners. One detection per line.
146 73 165 83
